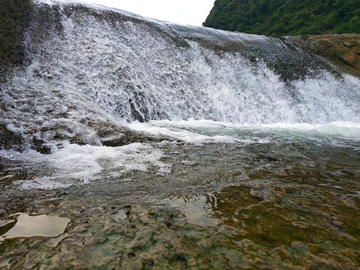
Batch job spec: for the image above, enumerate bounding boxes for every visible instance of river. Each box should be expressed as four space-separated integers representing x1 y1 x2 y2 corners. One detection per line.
0 0 359 269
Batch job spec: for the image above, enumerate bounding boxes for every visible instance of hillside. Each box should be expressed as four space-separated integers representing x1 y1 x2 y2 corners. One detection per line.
203 0 360 36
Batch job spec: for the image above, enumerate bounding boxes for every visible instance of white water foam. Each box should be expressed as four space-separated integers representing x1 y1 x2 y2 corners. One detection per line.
129 120 360 144
1 142 171 190
3 1 359 142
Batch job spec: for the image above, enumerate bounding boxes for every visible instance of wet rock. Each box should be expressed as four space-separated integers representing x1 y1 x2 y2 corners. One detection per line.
76 229 92 238
32 137 52 154
0 116 179 153
0 219 16 237
291 221 309 229
85 121 179 147
291 241 309 253
44 234 70 247
0 122 26 151
111 208 128 222
101 134 127 147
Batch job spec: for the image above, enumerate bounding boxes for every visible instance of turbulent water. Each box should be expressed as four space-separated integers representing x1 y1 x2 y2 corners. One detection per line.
0 0 360 269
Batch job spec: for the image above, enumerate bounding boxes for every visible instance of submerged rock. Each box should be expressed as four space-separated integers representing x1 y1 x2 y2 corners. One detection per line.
96 122 179 147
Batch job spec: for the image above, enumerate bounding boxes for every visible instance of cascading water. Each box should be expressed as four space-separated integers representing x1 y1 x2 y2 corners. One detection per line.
1 1 360 269
1 0 359 153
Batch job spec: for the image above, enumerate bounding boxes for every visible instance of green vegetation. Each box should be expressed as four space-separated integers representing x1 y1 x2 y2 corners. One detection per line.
0 0 30 70
203 0 360 36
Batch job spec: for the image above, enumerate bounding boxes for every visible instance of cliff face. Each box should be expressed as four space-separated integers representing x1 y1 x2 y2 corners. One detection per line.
290 34 360 78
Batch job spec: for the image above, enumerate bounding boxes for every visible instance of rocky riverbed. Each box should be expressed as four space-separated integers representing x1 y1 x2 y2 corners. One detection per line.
1 137 360 269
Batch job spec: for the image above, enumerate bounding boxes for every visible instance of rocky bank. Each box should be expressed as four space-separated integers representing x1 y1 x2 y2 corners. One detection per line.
289 34 360 79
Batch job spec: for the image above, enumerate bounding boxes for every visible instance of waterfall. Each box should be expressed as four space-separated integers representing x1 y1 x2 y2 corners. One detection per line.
0 0 359 151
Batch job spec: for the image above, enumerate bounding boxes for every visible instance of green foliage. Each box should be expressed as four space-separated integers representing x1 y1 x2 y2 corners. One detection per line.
0 0 30 69
203 0 360 36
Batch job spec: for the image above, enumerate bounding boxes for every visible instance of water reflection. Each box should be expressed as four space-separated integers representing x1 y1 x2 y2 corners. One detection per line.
1 213 70 239
163 194 219 227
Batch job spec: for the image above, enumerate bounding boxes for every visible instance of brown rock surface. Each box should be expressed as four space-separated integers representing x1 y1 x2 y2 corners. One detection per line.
289 34 360 78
